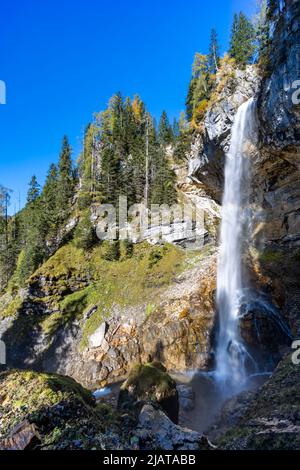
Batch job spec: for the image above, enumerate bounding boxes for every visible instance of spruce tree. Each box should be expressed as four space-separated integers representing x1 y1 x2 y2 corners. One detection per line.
42 163 59 235
158 111 173 146
27 176 40 204
208 28 220 74
57 135 74 220
229 12 256 67
74 210 97 250
185 78 196 122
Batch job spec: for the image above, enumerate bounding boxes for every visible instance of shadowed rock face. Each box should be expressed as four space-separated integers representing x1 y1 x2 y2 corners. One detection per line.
252 0 300 247
258 0 300 151
211 353 300 450
238 295 292 370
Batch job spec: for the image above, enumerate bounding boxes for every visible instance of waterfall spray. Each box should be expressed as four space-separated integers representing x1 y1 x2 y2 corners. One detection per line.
215 98 257 395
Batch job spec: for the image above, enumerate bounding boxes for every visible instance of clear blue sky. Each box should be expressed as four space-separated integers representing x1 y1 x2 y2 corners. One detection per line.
0 0 256 213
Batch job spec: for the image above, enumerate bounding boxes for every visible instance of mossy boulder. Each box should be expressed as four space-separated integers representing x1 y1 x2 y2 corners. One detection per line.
118 362 179 423
0 369 126 450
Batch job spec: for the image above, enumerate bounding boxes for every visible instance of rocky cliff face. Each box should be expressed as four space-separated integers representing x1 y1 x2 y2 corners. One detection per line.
188 64 260 202
187 1 300 337
253 0 300 248
249 0 300 339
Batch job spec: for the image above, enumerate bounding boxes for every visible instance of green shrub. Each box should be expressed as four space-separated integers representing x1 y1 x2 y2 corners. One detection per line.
101 241 120 261
74 211 97 250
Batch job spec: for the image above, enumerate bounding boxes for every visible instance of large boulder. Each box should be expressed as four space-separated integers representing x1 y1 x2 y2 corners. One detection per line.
0 370 127 450
118 362 179 423
136 404 215 450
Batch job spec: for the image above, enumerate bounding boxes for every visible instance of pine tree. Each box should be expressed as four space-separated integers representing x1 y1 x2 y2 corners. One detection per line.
0 186 13 287
42 163 59 235
208 28 220 74
229 12 256 67
185 78 196 122
178 111 188 133
57 136 74 220
172 118 180 139
158 111 173 145
74 210 97 250
254 0 270 69
27 176 40 204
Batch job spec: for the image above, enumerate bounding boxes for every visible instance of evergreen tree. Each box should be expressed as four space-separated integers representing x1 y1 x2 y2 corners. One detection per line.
185 78 196 122
208 28 220 74
254 0 270 68
74 210 97 250
57 135 74 219
27 176 40 204
42 163 59 235
158 111 173 145
229 12 256 67
185 54 212 125
178 111 188 133
0 186 13 287
172 118 180 139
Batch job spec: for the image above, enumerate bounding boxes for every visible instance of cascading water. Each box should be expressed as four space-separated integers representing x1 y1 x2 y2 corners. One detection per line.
215 98 257 395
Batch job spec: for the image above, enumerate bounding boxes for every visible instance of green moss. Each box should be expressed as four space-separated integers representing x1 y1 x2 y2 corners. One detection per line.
259 249 283 264
41 288 91 336
121 362 176 401
145 303 155 317
0 295 22 319
32 244 88 281
0 369 126 450
78 242 191 348
0 370 93 413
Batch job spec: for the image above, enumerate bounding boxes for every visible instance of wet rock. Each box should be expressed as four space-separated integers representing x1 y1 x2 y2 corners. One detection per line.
136 404 216 450
118 362 179 423
239 296 292 367
215 353 300 450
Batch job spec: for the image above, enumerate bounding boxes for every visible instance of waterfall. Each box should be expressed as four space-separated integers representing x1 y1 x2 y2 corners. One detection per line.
215 98 257 395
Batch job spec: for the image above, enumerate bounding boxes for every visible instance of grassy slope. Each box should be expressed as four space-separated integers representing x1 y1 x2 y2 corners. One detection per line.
0 241 210 349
